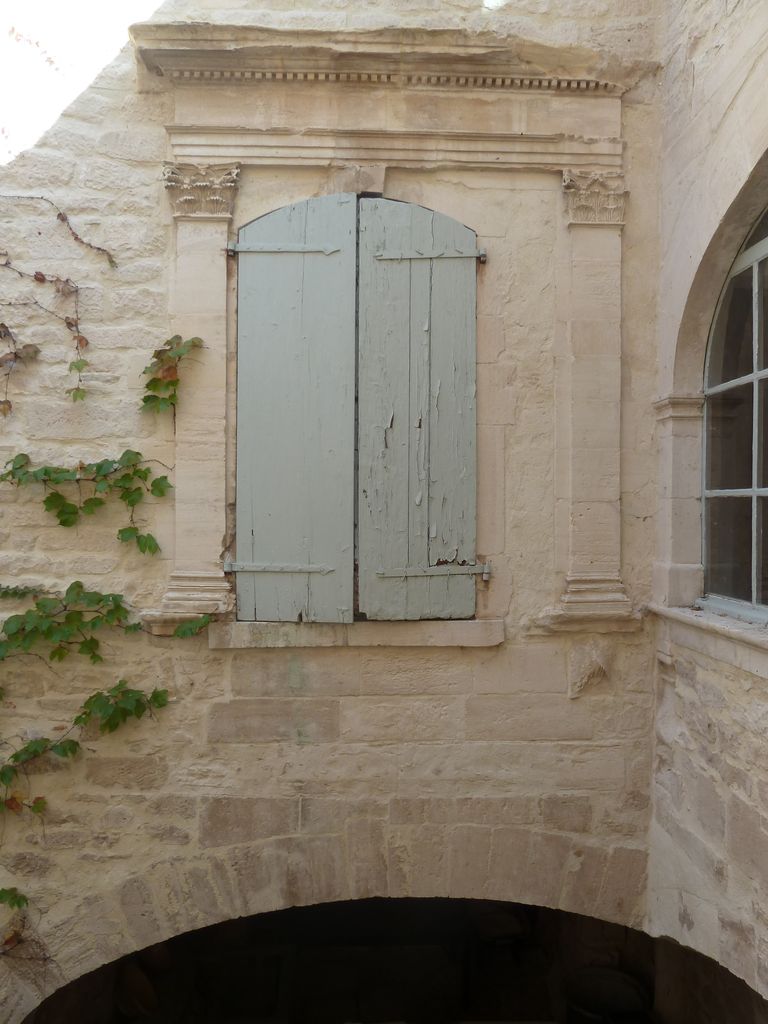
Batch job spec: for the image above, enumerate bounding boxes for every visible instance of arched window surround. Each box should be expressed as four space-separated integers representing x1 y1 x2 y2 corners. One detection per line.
701 213 768 620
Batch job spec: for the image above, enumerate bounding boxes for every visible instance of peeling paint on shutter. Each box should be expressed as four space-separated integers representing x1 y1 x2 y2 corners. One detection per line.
357 198 477 620
235 194 356 622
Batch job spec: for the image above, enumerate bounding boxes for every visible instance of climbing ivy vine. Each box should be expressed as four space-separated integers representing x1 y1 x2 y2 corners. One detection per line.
0 197 210 920
1 450 172 555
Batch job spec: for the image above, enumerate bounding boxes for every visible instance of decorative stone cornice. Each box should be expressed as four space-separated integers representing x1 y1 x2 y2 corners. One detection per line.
131 24 624 96
563 171 627 225
162 162 240 218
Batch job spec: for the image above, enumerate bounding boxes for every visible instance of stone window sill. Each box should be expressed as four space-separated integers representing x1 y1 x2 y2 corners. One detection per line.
208 618 505 649
650 603 768 673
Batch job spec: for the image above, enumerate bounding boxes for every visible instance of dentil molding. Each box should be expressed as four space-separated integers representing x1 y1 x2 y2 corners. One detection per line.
131 24 625 95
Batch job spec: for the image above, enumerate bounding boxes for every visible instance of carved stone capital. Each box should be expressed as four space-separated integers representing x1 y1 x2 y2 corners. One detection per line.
142 570 234 636
563 170 627 226
162 163 240 218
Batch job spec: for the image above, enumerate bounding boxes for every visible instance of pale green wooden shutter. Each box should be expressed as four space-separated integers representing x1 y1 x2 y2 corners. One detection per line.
357 198 478 620
235 194 356 622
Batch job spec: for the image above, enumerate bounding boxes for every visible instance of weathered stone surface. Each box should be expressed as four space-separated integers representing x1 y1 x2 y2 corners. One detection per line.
85 757 168 790
208 699 340 744
199 797 299 848
4 0 768 1016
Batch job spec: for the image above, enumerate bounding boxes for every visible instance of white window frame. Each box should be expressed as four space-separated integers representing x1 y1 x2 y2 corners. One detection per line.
700 230 768 620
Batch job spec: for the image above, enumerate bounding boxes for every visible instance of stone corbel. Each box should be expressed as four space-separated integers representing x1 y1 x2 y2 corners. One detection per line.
143 162 240 636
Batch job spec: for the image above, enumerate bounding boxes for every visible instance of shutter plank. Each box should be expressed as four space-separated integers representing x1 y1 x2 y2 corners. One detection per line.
358 199 477 620
236 194 356 622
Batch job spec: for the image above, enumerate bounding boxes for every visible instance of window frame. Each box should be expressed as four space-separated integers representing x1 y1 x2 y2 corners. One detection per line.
701 229 768 618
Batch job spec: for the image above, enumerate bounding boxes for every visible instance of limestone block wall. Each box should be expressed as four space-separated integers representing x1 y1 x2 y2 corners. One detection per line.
0 0 719 1019
650 617 768 1001
659 0 768 396
648 0 768 1003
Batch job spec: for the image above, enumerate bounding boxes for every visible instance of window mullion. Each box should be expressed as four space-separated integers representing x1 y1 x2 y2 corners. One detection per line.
753 260 760 606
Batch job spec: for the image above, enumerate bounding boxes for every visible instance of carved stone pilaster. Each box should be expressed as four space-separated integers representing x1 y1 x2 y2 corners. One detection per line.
162 163 240 218
563 171 627 226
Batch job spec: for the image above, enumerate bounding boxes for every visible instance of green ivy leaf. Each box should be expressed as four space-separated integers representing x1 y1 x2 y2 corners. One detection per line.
121 487 144 508
64 581 84 604
0 583 41 599
118 450 143 467
56 504 80 527
81 497 105 515
67 387 87 402
43 491 66 512
173 614 212 638
136 532 159 555
10 739 51 764
150 476 172 497
0 888 28 909
29 797 46 815
50 739 80 759
68 359 89 373
2 615 24 637
117 526 139 543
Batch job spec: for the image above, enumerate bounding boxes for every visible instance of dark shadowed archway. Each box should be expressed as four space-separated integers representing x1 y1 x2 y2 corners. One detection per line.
20 898 768 1024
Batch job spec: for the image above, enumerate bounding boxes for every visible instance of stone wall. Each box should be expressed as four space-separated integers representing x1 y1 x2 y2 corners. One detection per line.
4 0 768 1018
647 0 768 1003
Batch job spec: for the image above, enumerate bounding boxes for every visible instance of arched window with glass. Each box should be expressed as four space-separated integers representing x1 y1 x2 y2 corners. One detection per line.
704 210 768 612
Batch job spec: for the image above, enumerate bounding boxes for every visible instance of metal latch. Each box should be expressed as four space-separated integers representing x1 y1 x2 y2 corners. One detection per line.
376 561 491 581
226 244 340 257
223 561 334 574
375 249 487 263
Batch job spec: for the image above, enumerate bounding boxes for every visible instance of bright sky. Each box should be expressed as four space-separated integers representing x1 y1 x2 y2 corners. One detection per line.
1 0 161 164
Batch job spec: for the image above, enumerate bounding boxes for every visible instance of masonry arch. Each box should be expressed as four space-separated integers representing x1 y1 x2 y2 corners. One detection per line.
0 828 647 1022
656 148 768 608
18 897 768 1023
672 151 768 399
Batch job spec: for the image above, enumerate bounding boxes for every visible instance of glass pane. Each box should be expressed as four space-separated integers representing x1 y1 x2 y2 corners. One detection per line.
760 379 768 487
759 498 768 605
706 497 752 602
707 268 753 386
745 208 768 251
760 260 768 369
706 384 753 490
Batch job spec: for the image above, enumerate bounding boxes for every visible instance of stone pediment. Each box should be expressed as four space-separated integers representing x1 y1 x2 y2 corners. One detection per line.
130 23 622 94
